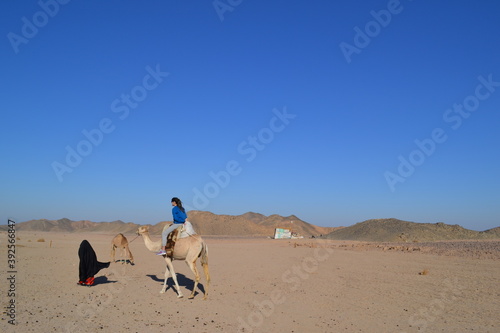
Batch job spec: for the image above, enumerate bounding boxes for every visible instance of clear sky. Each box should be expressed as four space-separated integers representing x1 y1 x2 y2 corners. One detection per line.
1 0 499 231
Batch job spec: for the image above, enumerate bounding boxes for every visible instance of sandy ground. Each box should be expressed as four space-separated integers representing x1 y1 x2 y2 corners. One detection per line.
1 231 499 333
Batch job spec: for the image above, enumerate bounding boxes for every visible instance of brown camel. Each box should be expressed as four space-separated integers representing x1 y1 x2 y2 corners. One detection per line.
136 225 210 299
110 233 134 264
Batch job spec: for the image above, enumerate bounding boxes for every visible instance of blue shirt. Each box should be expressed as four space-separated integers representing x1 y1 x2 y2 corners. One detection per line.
172 206 187 224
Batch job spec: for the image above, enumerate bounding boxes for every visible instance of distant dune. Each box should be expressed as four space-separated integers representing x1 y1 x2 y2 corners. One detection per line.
3 215 498 242
325 218 500 242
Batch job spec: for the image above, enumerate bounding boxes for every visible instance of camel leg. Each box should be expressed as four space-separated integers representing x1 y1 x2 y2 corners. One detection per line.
160 265 170 294
111 245 116 263
163 258 183 298
126 245 134 264
186 260 201 299
121 247 126 264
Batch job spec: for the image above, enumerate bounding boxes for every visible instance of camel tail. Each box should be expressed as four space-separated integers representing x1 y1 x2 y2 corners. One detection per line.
200 242 208 265
200 242 211 286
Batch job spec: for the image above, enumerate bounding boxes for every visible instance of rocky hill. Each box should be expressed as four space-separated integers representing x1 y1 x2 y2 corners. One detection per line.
3 211 335 237
6 218 140 234
185 211 335 236
325 218 500 242
5 215 498 241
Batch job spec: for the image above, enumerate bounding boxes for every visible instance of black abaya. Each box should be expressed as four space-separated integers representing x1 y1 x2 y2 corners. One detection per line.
78 240 110 284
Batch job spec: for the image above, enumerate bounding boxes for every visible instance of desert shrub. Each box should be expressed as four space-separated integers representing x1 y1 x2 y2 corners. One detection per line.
37 238 45 242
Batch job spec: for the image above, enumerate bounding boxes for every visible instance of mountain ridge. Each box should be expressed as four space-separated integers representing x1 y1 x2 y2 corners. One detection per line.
2 211 336 237
325 218 500 242
3 214 498 242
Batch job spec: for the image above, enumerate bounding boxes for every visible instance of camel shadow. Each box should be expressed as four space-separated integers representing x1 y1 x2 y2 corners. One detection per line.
146 273 206 298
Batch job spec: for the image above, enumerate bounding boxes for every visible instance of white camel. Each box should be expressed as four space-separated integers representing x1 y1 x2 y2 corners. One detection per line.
136 224 210 299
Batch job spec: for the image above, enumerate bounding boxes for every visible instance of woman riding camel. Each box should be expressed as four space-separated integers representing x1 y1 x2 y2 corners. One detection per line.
156 197 187 255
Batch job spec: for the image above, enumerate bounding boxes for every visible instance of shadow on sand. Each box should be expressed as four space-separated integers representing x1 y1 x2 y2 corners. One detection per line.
146 273 206 298
113 259 135 265
94 276 117 286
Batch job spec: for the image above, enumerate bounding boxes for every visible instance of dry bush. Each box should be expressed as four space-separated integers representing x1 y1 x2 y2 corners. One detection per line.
37 238 45 242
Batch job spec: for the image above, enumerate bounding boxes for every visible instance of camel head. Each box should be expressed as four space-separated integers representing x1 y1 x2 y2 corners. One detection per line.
136 225 149 236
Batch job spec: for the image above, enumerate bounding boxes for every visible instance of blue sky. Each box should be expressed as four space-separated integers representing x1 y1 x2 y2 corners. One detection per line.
1 0 499 231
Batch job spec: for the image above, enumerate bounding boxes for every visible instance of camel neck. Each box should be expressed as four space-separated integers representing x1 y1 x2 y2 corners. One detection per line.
141 232 161 252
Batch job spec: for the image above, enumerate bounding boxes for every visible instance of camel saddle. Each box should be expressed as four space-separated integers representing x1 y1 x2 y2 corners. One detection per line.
165 221 197 259
165 226 180 259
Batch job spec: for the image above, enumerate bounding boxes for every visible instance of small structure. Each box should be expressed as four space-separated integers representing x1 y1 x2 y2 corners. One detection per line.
274 228 292 239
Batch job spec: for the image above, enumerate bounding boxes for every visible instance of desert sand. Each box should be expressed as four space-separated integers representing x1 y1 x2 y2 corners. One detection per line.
1 231 499 333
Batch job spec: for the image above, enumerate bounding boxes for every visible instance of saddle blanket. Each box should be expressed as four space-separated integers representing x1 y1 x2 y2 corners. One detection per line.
162 221 197 239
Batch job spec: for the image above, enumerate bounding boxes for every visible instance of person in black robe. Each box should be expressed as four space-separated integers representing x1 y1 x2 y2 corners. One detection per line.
78 240 110 286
